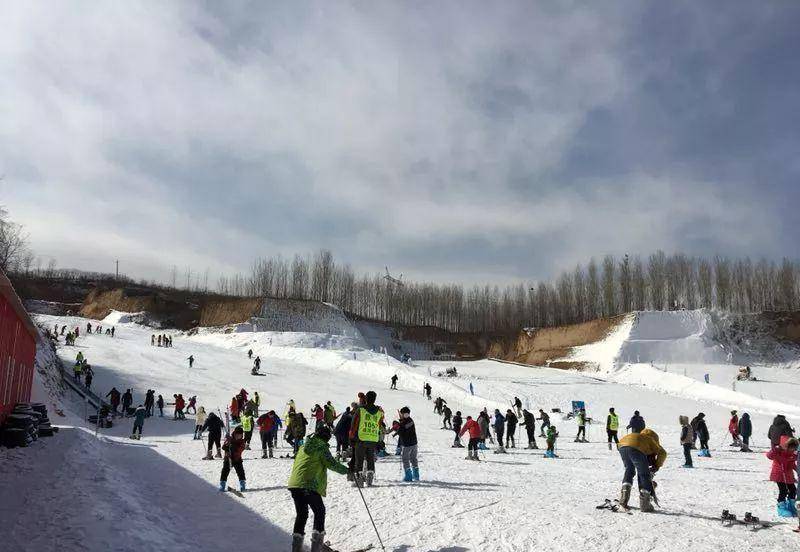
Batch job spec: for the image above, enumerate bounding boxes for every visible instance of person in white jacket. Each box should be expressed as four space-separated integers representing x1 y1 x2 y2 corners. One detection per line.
194 407 207 440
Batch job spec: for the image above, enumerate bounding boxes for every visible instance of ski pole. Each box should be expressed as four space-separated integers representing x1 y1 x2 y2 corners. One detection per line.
354 478 386 551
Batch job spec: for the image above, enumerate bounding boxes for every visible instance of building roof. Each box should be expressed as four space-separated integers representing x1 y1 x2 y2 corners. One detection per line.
0 269 39 343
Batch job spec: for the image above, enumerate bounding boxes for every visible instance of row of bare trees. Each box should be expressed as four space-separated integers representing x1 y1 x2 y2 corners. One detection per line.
0 206 34 274
217 250 800 333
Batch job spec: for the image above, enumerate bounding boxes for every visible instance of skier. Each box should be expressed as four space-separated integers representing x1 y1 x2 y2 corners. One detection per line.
106 387 121 416
729 410 741 446
739 412 753 452
144 390 154 417
257 410 277 458
120 389 133 417
187 355 194 368
693 413 711 457
187 395 197 415
253 392 261 416
460 415 482 460
493 409 506 453
287 425 348 552
248 349 253 359
349 390 383 487
311 404 325 430
111 326 115 337
131 404 146 439
194 406 207 440
513 396 523 418
575 408 587 442
219 426 247 492
545 425 559 458
334 407 352 458
768 415 794 449
241 411 254 450
151 335 155 346
520 409 538 449
156 394 165 417
393 406 419 482
442 405 452 429
452 410 464 447
618 428 667 512
679 415 694 468
607 407 620 450
173 394 186 420
627 410 645 433
469 382 474 396
290 412 309 457
766 436 798 517
390 374 398 390
537 409 551 437
72 358 82 383
423 383 432 401
505 409 518 448
254 356 261 372
230 396 240 423
86 322 92 334
323 401 337 429
477 410 491 449
202 411 225 459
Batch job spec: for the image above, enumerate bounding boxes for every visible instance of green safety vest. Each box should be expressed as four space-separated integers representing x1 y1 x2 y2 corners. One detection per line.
241 415 253 432
608 414 619 431
357 408 381 442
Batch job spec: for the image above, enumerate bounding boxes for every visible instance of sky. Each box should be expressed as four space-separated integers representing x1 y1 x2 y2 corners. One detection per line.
1 1 799 287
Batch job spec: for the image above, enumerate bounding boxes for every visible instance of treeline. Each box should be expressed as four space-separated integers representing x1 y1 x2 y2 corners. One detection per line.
217 250 800 333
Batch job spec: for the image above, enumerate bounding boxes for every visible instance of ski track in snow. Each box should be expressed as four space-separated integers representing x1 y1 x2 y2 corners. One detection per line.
7 313 799 552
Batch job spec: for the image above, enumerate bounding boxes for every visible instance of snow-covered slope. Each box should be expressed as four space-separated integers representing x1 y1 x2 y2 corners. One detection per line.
11 313 800 552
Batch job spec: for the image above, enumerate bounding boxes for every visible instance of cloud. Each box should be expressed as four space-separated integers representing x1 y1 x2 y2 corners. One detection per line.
0 2 797 287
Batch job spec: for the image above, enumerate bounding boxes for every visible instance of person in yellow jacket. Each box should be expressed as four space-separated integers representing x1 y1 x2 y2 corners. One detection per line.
618 428 667 512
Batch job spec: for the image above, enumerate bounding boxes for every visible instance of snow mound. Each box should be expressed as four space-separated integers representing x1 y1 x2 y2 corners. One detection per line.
102 310 149 326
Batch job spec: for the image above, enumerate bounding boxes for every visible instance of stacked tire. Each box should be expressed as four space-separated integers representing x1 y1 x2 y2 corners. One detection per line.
1 403 56 448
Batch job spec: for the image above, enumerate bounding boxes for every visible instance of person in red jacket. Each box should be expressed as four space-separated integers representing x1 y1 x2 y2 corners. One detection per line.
257 410 276 459
460 415 482 461
230 396 240 423
220 426 247 492
312 404 325 430
728 411 741 446
766 435 798 516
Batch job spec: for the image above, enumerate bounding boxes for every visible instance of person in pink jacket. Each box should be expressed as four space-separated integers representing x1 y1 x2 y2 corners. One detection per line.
766 435 798 517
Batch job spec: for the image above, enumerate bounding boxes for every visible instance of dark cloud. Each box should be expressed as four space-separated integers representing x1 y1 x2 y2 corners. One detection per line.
1 2 797 286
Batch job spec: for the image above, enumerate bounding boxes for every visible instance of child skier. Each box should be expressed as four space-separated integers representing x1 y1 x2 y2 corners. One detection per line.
545 425 559 457
729 411 741 446
194 406 207 440
288 426 348 552
766 436 798 517
393 406 419 481
679 415 694 467
131 405 146 439
220 426 247 492
575 408 587 442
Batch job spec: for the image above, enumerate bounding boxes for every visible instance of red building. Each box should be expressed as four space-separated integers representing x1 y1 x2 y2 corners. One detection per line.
0 269 38 425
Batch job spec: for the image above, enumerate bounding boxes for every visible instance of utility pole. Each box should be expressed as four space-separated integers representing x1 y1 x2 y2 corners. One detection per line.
115 260 119 280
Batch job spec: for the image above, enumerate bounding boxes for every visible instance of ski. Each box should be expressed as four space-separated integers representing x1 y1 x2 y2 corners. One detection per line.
322 542 374 552
596 499 632 514
226 486 244 498
721 509 774 530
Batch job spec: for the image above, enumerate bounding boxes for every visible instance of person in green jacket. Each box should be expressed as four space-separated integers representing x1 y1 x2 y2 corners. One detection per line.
288 426 348 552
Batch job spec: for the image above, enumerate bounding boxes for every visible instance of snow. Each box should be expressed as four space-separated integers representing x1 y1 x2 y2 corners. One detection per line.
8 312 800 551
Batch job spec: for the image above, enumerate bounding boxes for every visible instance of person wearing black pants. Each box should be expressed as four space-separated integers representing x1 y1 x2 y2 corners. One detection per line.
679 416 694 467
290 489 326 536
777 482 797 503
219 426 247 492
202 411 225 460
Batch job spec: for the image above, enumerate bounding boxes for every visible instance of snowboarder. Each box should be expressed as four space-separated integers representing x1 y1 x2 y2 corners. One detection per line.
768 415 794 449
575 408 587 442
219 426 247 492
349 390 383 487
766 436 798 517
729 410 741 446
520 409 538 449
106 387 120 415
452 410 464 447
257 410 277 458
692 413 711 457
393 406 419 482
618 428 667 512
739 412 753 452
506 409 518 448
187 355 194 368
545 425 559 458
194 407 207 440
131 404 146 439
538 409 551 437
460 415 481 460
493 409 506 453
679 415 694 467
607 407 620 450
390 374 398 389
627 410 645 433
287 426 348 552
202 411 225 459
156 394 164 417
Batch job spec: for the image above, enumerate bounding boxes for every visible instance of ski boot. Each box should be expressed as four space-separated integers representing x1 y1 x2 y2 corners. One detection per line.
218 481 226 492
239 480 246 492
291 533 304 552
365 471 375 487
639 490 655 512
412 467 419 481
352 473 364 488
268 449 273 458
215 449 222 459
778 500 794 517
202 451 213 460
310 530 325 552
608 442 612 451
619 483 632 509
788 499 798 517
403 468 413 482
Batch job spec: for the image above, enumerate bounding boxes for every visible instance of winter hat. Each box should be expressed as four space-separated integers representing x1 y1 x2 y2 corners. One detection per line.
315 426 332 442
400 406 411 414
609 408 615 413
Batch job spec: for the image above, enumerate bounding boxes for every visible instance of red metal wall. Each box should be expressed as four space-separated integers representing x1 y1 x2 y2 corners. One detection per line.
0 287 37 425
